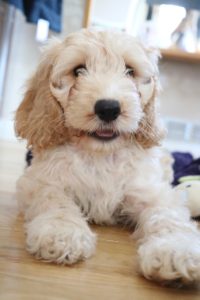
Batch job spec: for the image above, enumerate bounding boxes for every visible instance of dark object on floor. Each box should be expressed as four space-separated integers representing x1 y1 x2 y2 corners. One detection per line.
26 150 33 166
5 0 63 32
172 152 200 186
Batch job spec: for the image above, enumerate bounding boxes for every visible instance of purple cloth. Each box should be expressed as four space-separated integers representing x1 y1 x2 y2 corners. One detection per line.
172 152 200 186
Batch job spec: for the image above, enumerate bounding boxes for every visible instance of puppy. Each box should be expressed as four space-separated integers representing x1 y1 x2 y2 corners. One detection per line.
15 29 200 285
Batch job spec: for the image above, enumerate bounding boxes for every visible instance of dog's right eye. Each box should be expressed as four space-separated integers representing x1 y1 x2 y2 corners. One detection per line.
73 65 87 77
125 66 135 77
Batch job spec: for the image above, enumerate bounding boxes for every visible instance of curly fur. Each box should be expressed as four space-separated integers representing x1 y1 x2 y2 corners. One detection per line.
15 29 200 286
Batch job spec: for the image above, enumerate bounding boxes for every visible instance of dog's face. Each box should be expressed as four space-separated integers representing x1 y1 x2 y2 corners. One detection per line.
15 30 165 152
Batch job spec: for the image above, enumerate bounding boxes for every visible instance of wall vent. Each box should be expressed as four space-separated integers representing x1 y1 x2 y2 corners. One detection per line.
164 119 200 143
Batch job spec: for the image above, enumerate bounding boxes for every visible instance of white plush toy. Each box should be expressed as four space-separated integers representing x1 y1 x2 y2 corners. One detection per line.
175 176 200 218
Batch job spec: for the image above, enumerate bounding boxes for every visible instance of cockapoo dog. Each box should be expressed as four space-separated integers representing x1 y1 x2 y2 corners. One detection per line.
15 29 200 286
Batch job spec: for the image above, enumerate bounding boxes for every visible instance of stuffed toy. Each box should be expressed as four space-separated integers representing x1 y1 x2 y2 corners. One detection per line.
175 176 200 218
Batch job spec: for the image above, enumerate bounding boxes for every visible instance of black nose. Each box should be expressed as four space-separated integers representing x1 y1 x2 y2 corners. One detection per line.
95 99 121 122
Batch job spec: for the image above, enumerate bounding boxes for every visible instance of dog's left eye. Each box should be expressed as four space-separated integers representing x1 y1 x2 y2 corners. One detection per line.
73 65 87 77
125 66 135 77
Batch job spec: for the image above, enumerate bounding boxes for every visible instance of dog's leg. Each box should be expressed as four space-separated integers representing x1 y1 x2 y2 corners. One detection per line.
122 184 200 285
17 179 96 264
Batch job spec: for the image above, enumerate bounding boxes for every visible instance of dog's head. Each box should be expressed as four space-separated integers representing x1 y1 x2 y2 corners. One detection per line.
15 29 165 153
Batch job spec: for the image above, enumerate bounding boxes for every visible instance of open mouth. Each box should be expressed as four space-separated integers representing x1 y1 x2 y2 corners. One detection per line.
88 129 119 141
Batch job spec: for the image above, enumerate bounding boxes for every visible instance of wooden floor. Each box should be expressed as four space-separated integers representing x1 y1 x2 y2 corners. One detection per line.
1 140 200 300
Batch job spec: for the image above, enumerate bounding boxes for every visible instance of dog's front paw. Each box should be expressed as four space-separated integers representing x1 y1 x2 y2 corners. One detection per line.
25 215 96 264
138 233 200 286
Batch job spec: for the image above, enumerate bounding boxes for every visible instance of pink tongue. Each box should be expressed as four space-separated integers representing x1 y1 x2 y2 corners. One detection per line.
96 130 114 137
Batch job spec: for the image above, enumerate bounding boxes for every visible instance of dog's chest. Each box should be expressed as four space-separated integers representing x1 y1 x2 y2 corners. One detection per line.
63 149 131 224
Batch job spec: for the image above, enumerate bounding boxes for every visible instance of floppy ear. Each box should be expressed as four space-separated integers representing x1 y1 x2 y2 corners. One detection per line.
135 87 166 148
135 48 166 148
15 40 69 151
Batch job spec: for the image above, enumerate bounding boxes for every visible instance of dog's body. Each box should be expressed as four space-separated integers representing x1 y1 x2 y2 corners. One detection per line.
18 143 164 225
15 30 200 285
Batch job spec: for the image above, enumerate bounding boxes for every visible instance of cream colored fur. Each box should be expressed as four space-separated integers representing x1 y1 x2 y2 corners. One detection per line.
15 30 200 286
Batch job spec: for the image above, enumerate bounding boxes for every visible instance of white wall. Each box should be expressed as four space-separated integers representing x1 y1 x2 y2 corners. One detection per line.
1 10 40 120
91 0 132 28
160 60 200 122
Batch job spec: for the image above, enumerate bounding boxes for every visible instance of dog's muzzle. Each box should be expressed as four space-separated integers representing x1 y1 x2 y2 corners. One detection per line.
95 99 120 122
86 99 121 142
